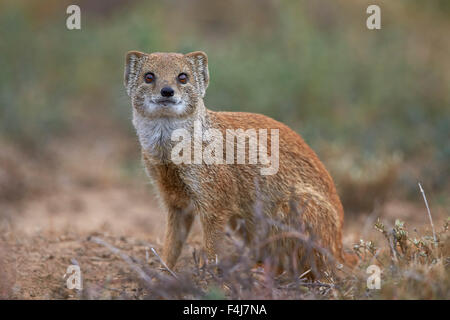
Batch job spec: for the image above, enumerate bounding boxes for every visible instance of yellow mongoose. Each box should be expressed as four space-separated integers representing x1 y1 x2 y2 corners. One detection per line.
124 51 350 277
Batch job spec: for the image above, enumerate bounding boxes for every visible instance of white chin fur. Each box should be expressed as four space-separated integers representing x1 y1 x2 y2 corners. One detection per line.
132 107 190 158
143 96 187 117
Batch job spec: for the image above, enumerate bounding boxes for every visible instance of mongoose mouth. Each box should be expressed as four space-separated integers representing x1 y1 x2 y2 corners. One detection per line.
154 98 179 106
140 96 187 117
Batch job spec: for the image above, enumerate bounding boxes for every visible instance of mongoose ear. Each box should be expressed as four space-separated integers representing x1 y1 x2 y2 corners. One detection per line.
124 51 146 96
185 51 209 98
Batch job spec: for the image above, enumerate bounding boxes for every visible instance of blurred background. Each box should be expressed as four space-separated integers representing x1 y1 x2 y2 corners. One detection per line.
0 0 449 214
0 0 449 300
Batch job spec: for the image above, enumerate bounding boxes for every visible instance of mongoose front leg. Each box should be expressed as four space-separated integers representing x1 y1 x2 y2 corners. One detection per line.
162 206 195 269
200 214 227 265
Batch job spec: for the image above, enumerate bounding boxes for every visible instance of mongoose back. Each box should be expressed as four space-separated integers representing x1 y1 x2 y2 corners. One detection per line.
124 51 348 277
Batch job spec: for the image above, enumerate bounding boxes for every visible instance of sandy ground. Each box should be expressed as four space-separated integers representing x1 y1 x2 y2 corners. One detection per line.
0 184 203 299
0 181 444 299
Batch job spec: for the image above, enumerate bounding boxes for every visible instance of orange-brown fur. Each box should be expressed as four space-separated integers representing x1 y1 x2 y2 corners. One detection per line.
124 51 348 277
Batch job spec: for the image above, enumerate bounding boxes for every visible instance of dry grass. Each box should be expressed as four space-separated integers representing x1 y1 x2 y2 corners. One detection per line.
79 197 449 300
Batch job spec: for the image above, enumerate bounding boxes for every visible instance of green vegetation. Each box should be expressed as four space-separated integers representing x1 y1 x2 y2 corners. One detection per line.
0 0 449 198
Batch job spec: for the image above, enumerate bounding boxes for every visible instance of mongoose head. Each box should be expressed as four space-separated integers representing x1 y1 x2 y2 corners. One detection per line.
124 51 209 119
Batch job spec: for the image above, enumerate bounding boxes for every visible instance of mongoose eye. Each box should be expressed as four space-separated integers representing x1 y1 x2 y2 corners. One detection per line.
177 73 188 84
144 72 155 84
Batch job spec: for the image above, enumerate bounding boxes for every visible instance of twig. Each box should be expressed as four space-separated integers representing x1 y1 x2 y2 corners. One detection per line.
282 280 334 289
89 237 153 284
388 229 399 262
418 182 437 246
299 269 311 279
150 247 179 280
369 248 385 267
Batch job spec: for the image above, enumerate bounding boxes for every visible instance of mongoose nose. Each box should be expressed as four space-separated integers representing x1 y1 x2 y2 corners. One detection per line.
160 86 175 97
